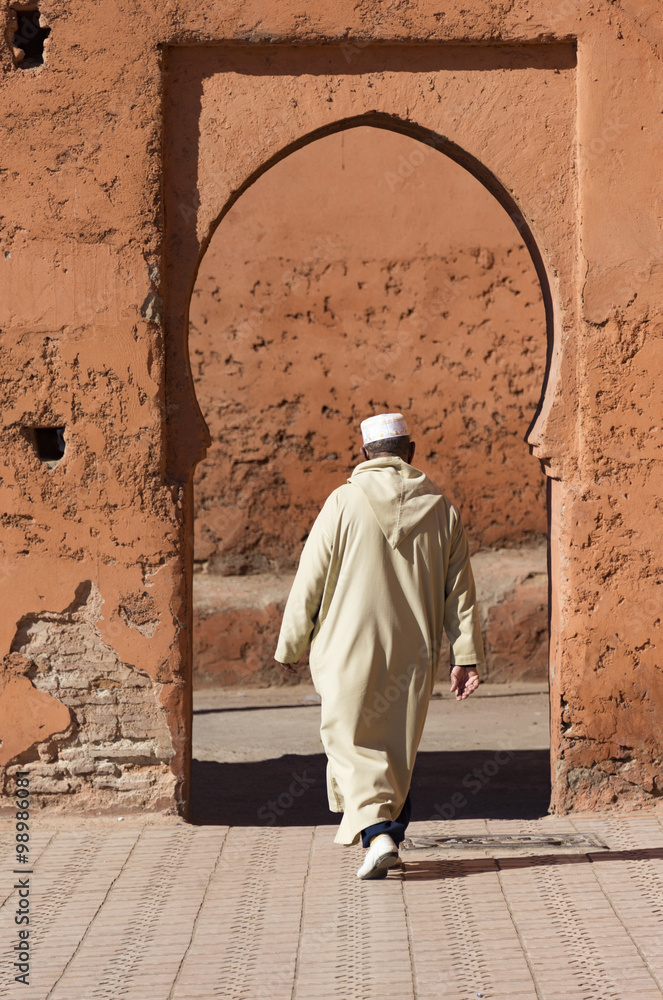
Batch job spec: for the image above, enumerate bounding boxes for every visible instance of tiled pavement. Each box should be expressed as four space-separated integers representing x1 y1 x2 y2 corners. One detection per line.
2 813 663 1000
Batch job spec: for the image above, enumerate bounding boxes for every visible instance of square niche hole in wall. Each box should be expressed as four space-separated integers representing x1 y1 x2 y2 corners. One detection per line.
29 427 66 468
11 8 50 68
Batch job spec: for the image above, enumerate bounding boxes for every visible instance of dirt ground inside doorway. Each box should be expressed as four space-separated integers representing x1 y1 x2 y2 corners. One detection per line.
192 681 550 827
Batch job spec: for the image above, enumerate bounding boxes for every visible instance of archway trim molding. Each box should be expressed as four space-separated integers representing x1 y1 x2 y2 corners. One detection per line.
162 44 576 488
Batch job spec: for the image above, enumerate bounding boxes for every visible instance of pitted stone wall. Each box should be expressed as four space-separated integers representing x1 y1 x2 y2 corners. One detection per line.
190 127 547 572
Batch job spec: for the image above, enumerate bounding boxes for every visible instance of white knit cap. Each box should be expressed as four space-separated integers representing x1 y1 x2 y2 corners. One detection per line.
360 412 409 445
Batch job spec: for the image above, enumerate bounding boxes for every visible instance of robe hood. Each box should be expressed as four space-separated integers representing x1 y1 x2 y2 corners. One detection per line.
348 456 443 549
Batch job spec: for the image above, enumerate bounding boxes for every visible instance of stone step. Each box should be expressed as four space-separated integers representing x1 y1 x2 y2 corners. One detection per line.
192 543 548 686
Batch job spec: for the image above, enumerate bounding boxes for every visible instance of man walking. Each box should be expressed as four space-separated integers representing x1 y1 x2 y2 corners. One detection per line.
274 413 483 879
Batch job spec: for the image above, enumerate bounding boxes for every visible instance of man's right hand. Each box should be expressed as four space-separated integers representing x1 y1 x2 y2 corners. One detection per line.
275 660 300 675
450 665 480 701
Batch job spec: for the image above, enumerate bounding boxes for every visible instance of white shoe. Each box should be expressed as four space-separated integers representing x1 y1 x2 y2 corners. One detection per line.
356 833 400 880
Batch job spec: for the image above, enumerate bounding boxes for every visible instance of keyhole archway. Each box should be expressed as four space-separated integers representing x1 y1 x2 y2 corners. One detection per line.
185 117 554 821
162 45 578 817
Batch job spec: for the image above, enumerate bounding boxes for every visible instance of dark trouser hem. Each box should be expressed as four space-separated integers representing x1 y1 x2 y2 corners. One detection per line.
360 791 412 849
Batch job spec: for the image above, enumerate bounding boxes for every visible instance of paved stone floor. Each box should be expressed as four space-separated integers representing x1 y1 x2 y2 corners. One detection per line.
2 811 663 1000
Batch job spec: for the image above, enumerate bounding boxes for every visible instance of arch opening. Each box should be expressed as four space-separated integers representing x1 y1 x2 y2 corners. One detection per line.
187 122 552 824
184 113 557 455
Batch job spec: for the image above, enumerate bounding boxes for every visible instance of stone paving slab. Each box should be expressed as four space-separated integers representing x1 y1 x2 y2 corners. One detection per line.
1 813 663 999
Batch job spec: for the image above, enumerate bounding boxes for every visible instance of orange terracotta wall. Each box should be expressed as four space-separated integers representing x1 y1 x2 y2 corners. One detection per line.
0 1 661 819
190 127 547 572
0 5 187 813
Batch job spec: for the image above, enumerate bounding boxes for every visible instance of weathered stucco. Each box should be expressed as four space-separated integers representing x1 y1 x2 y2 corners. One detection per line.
1 1 661 816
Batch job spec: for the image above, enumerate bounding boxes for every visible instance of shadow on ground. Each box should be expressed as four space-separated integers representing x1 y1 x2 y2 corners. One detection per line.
191 749 551 826
398 847 663 880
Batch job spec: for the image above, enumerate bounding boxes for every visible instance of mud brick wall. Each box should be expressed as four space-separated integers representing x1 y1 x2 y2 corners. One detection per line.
0 1 661 817
3 584 175 809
